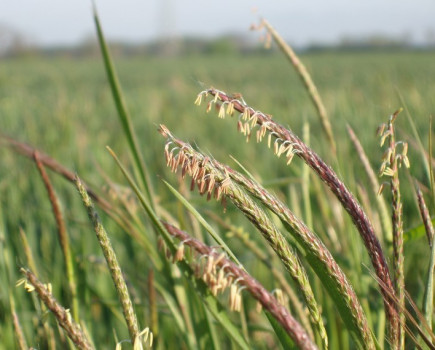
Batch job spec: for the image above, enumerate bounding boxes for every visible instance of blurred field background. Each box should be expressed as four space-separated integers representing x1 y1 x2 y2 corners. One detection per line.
2 49 434 221
1 4 435 348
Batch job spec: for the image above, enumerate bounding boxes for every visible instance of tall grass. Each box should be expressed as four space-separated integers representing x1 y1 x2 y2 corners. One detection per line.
1 7 435 350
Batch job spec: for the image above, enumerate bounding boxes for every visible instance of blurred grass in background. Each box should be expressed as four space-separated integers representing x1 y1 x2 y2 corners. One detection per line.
1 49 435 348
2 51 434 215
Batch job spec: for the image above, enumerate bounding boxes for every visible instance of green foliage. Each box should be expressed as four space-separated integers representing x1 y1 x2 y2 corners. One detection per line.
1 21 435 348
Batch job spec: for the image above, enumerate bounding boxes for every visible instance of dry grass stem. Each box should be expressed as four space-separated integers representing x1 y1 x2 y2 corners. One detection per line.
19 268 93 350
1 135 112 211
416 183 434 248
1 136 150 255
10 294 28 350
33 151 79 322
163 222 318 350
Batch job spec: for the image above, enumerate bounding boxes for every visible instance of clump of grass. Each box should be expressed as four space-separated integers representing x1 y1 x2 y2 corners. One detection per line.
159 125 329 348
160 123 377 348
195 87 398 344
3 7 435 350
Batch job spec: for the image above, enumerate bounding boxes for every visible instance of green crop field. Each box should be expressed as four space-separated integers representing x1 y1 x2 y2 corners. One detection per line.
1 31 435 349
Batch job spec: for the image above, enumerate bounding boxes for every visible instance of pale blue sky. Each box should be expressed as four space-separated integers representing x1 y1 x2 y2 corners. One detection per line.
1 1 434 47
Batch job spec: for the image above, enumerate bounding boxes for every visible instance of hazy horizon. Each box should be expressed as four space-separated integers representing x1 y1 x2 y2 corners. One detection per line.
1 1 434 48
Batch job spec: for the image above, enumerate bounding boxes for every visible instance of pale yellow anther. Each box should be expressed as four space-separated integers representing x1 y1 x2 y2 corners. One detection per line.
215 253 226 265
244 122 250 136
174 244 185 262
274 140 279 155
382 167 395 176
234 290 242 312
239 121 245 134
377 183 385 196
206 256 214 274
218 105 226 119
286 145 294 157
402 142 408 157
229 284 238 311
227 102 234 115
261 125 267 139
250 114 258 128
256 130 261 143
194 94 202 106
277 143 287 157
242 108 249 121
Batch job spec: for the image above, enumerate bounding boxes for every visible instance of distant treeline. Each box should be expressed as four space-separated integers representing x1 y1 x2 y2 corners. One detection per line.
2 33 435 59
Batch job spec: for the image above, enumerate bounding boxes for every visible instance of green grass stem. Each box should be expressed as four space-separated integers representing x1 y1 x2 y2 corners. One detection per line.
93 7 155 209
416 184 435 329
75 176 142 346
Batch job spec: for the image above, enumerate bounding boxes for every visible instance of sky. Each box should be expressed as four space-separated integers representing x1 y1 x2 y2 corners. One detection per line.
1 1 434 47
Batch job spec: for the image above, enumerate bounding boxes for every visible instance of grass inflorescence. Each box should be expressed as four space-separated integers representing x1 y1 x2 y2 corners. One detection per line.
2 6 435 350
